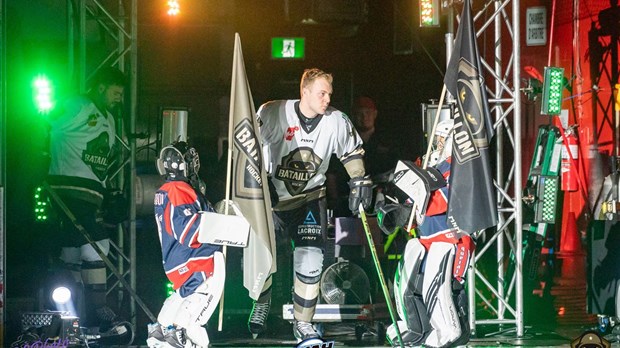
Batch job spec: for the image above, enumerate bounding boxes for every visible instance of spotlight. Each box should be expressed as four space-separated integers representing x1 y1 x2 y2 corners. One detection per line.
52 286 72 305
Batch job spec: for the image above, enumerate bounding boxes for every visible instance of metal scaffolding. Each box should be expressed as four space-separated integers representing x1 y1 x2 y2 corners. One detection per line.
465 0 524 337
69 0 149 327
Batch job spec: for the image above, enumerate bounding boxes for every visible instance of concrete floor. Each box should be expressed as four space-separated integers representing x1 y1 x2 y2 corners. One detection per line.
98 321 616 347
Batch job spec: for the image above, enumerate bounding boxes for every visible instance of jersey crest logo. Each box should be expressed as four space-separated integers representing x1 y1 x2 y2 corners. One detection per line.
304 211 317 225
82 132 112 181
275 147 323 196
285 126 299 141
87 113 99 127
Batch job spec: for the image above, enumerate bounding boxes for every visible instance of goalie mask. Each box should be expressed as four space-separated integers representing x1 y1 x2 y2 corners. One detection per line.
157 141 200 180
428 119 454 167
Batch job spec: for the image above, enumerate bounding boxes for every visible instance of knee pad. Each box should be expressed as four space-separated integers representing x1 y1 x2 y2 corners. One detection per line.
81 239 110 262
423 242 462 347
293 246 323 284
393 238 431 345
60 247 82 265
292 247 323 322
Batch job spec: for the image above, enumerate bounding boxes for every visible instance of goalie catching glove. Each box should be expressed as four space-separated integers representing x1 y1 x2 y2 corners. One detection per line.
348 176 373 213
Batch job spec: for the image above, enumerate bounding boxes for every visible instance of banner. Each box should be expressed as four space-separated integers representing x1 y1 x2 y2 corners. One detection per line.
228 33 276 300
443 0 497 234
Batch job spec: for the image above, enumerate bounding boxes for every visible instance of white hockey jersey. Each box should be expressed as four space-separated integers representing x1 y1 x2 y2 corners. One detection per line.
257 99 363 204
48 95 116 203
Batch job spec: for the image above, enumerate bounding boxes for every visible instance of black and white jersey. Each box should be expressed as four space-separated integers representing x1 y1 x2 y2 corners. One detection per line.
257 99 363 203
48 95 116 204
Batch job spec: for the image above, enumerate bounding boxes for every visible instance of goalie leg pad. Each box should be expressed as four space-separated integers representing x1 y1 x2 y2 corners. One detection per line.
393 238 431 344
423 242 461 347
449 280 471 346
386 320 423 347
157 252 225 347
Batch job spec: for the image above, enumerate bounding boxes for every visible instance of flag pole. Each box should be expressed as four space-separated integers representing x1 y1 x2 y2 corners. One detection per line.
217 34 239 332
407 84 448 231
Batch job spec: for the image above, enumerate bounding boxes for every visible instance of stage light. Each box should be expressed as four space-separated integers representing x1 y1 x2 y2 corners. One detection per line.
167 0 180 16
166 282 174 297
52 286 72 305
541 66 564 115
33 74 55 114
420 0 440 27
34 186 50 222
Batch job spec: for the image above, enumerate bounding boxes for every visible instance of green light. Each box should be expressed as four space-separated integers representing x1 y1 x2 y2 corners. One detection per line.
541 66 564 115
166 282 174 297
419 0 440 27
34 185 50 222
535 176 559 223
33 75 55 114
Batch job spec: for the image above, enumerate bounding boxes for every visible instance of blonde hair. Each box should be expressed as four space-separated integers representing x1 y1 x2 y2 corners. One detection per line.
300 68 333 95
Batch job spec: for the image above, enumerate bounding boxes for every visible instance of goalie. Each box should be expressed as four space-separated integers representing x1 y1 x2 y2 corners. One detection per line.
146 141 225 348
379 119 475 348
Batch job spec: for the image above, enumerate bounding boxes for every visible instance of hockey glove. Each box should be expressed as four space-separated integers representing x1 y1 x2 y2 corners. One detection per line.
102 189 128 224
267 177 279 207
348 176 373 214
377 203 413 235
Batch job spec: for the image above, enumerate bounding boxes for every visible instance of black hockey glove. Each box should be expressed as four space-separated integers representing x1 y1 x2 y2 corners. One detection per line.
268 177 279 207
348 176 373 214
377 203 413 235
102 189 128 224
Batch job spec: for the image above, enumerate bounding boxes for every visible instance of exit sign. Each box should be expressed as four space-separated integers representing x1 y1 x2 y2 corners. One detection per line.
271 37 305 59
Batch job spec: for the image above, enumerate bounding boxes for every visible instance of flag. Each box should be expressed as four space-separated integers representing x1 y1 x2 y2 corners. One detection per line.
228 33 276 300
443 0 497 234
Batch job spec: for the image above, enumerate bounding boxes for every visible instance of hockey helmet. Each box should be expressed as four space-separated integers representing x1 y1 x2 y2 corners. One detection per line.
430 118 454 166
157 141 200 180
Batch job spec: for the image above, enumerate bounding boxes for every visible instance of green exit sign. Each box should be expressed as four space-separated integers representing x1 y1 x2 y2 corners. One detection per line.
271 37 305 59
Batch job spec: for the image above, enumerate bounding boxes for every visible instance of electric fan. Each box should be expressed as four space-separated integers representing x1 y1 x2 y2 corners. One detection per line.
320 260 371 305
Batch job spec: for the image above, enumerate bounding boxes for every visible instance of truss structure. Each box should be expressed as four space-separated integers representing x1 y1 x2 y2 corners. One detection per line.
69 0 150 327
464 0 524 337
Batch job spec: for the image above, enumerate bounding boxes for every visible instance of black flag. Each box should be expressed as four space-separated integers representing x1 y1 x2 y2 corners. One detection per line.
443 0 497 234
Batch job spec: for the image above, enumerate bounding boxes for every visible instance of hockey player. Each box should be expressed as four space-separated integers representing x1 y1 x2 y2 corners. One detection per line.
380 119 475 347
47 66 126 329
147 141 225 348
247 68 373 341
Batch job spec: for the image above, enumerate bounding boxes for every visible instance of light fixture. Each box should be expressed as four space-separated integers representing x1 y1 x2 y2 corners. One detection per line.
167 0 180 16
540 66 565 115
33 74 55 114
52 286 72 305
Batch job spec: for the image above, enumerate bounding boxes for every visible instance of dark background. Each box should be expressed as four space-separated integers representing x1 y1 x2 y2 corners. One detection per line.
4 0 449 342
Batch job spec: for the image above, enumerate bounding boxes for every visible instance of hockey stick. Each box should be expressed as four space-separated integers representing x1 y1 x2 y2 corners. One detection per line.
358 203 404 347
